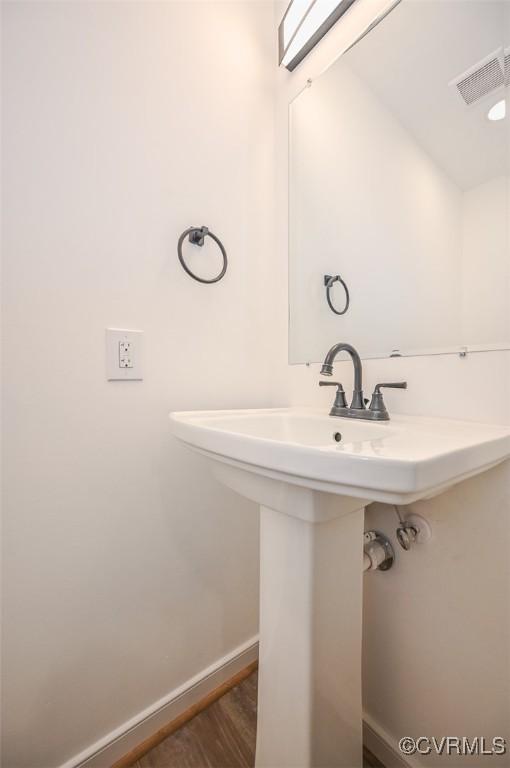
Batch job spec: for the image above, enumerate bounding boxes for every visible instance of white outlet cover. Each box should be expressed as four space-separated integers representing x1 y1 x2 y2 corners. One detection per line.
106 328 143 381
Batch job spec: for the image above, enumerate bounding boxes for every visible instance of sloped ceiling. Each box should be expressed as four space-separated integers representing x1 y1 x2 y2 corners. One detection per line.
345 0 509 191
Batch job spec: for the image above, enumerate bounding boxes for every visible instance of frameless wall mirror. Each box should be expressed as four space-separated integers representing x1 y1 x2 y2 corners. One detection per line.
289 0 510 363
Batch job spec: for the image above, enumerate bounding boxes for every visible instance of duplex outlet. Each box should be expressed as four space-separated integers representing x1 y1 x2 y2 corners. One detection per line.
119 341 133 369
106 329 143 380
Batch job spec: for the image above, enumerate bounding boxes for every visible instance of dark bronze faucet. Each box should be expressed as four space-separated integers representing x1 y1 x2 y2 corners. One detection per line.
320 342 407 421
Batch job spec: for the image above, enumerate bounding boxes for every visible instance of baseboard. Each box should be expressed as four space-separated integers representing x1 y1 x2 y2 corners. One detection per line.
58 636 259 768
363 713 421 768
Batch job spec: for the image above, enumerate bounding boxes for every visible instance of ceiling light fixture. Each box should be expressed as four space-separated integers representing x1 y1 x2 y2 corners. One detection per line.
279 0 358 72
487 99 506 121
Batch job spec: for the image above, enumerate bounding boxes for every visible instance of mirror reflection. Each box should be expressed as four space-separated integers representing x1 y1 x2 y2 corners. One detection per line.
289 0 509 362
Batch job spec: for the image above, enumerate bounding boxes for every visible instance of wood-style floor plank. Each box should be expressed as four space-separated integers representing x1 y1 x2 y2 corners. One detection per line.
363 746 385 768
137 671 382 768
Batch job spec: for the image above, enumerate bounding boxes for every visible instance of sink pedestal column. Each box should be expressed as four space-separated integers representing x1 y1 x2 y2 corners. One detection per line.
256 501 365 768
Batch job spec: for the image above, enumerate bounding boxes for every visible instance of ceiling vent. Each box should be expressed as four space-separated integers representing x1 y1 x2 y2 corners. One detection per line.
451 49 507 106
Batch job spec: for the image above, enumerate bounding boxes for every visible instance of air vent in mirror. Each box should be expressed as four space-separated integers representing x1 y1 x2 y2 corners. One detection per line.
450 48 507 106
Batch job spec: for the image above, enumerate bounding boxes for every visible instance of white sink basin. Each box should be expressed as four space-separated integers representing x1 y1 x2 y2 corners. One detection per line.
170 407 510 506
169 407 510 768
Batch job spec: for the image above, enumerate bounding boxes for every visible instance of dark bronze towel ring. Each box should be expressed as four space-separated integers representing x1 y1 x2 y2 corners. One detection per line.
177 226 228 284
324 274 350 315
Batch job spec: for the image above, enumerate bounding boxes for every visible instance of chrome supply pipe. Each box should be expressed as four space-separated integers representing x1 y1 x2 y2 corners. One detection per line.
363 530 394 571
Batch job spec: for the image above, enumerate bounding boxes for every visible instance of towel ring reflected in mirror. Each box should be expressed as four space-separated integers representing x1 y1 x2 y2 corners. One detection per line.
324 274 350 315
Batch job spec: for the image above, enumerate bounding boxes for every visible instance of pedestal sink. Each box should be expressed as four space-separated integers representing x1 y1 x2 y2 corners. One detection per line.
170 408 510 768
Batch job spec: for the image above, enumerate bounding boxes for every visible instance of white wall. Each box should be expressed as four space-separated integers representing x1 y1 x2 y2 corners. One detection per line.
461 176 510 346
276 0 510 763
1 3 281 766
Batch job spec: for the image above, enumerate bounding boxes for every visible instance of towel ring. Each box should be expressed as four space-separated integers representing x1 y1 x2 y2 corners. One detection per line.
177 226 228 284
324 274 350 315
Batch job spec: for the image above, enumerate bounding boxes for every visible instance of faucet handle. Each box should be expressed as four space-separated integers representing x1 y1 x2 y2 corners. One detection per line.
373 382 408 392
319 381 347 409
369 382 407 416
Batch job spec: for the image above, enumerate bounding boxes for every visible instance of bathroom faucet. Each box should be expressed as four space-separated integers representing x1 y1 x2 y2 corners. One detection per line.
320 342 365 409
320 342 407 421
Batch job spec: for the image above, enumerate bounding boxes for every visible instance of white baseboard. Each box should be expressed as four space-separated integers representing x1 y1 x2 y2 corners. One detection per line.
363 713 421 768
58 636 259 768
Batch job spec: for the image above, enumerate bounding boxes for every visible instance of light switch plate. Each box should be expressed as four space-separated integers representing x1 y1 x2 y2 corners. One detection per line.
106 329 143 381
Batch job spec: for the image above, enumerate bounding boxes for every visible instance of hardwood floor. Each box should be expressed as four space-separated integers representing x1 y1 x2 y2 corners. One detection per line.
132 671 384 768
